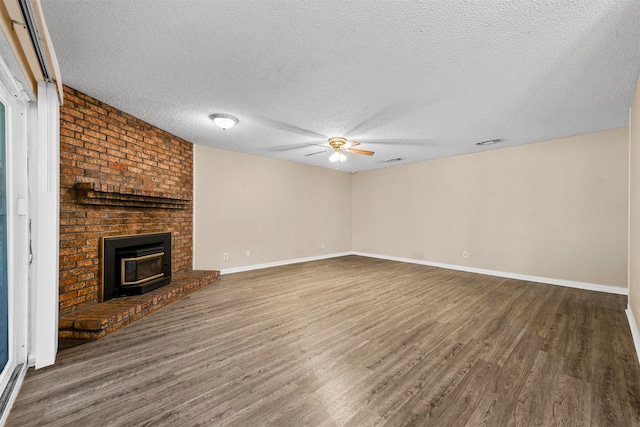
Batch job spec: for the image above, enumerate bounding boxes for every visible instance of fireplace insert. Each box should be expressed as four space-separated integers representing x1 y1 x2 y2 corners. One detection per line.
101 232 171 301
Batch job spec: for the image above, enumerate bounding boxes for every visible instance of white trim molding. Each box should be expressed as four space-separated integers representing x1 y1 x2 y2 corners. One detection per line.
30 81 59 368
220 252 353 275
626 307 640 366
352 252 628 295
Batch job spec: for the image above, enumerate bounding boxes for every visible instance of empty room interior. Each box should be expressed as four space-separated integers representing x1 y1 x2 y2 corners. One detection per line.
2 0 640 426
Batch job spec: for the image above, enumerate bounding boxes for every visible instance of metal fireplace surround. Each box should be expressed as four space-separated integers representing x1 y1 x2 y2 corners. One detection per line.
101 232 172 302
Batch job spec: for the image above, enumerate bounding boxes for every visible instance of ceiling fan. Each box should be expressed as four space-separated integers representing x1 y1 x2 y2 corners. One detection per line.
305 137 375 162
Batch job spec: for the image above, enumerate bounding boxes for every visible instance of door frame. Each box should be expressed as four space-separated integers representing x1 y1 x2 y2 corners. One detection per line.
0 50 30 420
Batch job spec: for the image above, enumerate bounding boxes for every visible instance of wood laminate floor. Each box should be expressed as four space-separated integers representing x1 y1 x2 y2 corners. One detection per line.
7 256 640 426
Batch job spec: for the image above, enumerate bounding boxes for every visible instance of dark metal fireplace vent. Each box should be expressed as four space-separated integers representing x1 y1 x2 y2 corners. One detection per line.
101 232 171 302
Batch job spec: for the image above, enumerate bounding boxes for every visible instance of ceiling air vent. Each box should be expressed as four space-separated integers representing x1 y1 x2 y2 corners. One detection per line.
475 138 502 146
384 158 403 163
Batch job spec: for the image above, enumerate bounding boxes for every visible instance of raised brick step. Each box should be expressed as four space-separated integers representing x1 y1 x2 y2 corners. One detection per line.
59 270 219 342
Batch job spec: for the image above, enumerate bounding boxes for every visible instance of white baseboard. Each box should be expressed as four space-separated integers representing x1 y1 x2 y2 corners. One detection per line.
220 252 353 275
626 307 640 366
352 251 628 295
221 251 628 295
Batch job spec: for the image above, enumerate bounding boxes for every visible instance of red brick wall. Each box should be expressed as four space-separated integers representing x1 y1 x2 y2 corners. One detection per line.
59 86 193 315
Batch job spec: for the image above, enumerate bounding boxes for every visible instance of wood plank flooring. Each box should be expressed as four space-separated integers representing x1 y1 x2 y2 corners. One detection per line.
7 255 640 426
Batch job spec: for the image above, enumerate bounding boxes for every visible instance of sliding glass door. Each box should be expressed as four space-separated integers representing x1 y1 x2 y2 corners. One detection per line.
0 101 7 375
0 46 31 424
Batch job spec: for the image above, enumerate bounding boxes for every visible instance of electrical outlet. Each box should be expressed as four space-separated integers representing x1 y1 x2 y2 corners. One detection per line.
223 252 228 260
246 250 250 257
462 251 468 258
321 242 325 249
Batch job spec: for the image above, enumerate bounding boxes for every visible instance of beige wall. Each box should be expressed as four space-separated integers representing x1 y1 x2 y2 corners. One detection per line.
194 145 352 270
195 128 629 288
629 73 640 325
352 128 629 288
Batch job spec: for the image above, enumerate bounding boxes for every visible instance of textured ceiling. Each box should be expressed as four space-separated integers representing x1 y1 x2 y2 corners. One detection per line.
41 0 640 173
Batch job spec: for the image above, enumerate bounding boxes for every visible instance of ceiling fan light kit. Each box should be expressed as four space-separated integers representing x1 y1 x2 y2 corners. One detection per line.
328 137 347 162
209 113 239 130
323 137 374 163
329 151 347 162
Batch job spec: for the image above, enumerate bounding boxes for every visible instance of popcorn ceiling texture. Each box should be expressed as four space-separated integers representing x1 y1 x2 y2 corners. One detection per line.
59 86 193 315
41 0 640 173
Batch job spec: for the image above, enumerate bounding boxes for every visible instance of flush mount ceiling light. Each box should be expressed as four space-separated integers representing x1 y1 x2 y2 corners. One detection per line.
209 113 239 130
475 138 502 146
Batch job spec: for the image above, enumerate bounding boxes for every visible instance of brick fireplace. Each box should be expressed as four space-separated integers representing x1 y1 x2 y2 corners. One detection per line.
58 86 218 341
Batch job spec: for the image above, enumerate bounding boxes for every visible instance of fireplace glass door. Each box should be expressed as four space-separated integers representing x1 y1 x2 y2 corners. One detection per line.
121 249 165 286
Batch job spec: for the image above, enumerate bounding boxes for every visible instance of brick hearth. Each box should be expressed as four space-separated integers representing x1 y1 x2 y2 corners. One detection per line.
59 270 219 344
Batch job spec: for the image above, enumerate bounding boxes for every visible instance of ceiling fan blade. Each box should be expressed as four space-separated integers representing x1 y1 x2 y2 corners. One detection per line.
347 148 375 156
346 140 361 148
305 150 329 157
346 96 440 135
269 141 327 152
357 139 437 147
270 144 313 152
255 117 326 138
